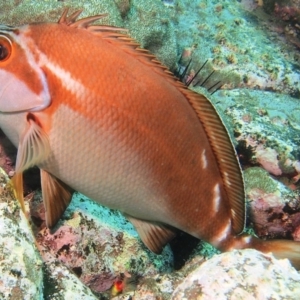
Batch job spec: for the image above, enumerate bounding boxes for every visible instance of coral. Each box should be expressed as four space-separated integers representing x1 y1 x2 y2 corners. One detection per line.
124 0 177 67
262 0 300 53
240 0 258 11
244 167 278 193
175 0 300 94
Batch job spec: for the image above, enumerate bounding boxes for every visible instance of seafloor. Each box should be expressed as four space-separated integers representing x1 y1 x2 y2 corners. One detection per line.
0 0 300 299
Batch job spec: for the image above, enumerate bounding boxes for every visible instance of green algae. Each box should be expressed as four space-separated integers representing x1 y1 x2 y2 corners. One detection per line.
244 167 278 194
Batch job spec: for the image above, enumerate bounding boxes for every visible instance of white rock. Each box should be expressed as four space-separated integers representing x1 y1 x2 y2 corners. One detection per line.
0 168 43 300
43 259 99 300
172 249 300 300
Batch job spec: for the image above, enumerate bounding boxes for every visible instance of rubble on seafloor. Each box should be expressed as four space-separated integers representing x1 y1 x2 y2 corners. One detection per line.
1 173 300 299
1 176 300 299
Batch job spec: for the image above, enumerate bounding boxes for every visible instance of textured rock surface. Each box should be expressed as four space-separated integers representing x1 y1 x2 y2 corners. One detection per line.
32 192 174 297
0 0 299 299
43 258 99 300
0 0 177 68
172 249 300 300
208 88 300 241
175 0 300 94
0 168 43 300
209 89 300 185
244 167 300 240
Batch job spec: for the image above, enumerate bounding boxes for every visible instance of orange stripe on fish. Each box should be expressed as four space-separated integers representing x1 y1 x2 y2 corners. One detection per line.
0 8 300 269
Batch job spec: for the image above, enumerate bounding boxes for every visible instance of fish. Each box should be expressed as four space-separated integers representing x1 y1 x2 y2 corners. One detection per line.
0 8 300 269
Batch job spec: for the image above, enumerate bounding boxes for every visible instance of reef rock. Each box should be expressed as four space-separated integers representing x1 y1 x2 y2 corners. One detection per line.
0 0 177 68
31 191 174 297
211 89 300 185
171 249 300 300
244 167 300 240
0 168 43 300
43 258 99 300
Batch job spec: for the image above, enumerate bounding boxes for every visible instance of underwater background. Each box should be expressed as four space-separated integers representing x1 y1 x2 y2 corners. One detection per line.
0 0 299 299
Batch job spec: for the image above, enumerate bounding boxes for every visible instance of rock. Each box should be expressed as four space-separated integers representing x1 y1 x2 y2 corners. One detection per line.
32 192 174 296
114 0 131 19
244 167 300 240
111 255 206 299
256 147 282 176
122 0 177 67
43 258 99 300
0 168 43 300
176 0 300 94
171 249 300 300
0 0 177 68
0 1 300 298
211 89 300 182
0 167 173 299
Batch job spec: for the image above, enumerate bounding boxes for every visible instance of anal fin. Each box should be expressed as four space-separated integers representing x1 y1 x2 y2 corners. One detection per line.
126 215 176 253
41 169 73 228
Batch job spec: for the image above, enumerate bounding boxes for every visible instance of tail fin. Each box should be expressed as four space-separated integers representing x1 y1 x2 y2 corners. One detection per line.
249 237 300 269
220 234 300 270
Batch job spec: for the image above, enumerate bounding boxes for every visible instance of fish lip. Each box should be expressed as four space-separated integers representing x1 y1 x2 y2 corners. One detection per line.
0 94 51 113
0 105 50 114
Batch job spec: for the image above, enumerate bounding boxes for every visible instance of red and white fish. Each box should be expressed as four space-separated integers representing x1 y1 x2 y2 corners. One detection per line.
0 9 299 268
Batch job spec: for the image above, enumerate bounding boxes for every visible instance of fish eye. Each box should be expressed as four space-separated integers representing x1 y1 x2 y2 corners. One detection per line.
0 35 12 62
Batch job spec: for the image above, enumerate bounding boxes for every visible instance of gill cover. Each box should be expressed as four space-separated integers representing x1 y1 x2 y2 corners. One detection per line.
0 31 51 113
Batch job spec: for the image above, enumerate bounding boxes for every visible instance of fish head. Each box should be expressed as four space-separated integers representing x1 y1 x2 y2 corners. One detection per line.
0 25 52 146
0 25 50 115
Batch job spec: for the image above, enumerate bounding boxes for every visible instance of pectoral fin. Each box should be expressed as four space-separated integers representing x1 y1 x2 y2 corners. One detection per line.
126 215 176 253
16 113 50 173
41 169 73 228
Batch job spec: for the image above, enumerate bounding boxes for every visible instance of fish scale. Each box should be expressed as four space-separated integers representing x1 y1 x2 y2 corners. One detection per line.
0 8 300 269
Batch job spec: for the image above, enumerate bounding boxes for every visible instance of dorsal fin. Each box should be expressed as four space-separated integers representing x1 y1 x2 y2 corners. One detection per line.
57 9 175 82
180 88 246 234
58 8 84 25
57 9 246 234
58 8 125 32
